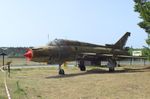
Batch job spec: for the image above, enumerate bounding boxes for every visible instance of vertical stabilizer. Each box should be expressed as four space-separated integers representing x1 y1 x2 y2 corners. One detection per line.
114 32 131 49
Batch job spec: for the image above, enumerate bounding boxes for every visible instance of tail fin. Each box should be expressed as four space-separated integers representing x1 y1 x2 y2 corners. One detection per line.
114 32 130 49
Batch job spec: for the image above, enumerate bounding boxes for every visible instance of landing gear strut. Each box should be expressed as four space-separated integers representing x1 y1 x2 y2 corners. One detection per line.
109 67 115 72
58 64 65 75
78 60 86 71
107 58 117 72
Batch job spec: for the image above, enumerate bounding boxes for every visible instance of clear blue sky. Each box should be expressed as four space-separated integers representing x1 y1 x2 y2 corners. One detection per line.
0 0 147 48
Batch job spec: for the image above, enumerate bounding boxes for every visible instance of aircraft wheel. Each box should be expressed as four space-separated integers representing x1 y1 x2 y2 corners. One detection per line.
59 69 65 75
109 67 115 72
79 65 86 71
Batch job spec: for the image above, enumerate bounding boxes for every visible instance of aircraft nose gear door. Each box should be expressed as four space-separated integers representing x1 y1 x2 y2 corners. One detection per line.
107 58 117 72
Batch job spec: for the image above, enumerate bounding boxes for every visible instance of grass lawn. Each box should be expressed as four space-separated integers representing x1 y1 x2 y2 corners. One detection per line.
0 65 150 99
0 71 7 99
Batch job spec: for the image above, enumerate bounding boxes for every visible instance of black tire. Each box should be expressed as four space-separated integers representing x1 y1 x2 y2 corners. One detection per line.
79 64 86 71
109 67 115 72
59 69 65 75
78 60 86 71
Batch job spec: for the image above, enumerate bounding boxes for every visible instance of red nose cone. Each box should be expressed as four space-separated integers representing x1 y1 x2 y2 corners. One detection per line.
24 49 33 61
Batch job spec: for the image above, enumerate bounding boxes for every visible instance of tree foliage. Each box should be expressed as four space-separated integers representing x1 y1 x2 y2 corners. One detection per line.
134 0 150 45
134 0 150 60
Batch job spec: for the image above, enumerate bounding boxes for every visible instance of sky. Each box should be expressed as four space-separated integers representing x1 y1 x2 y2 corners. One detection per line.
0 0 147 48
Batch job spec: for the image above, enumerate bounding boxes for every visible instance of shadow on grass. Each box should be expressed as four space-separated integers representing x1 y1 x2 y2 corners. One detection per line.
46 66 150 79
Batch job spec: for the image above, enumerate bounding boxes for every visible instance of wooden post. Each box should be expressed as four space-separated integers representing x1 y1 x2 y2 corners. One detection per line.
0 53 7 70
7 61 12 78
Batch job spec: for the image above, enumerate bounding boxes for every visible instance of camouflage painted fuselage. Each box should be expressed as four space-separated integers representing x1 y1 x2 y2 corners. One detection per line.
31 39 128 64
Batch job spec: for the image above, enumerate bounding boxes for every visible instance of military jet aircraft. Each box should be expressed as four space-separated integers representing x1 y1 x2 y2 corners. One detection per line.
24 32 131 75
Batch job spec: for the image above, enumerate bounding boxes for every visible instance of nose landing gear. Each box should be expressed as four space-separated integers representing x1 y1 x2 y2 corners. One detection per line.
58 64 65 75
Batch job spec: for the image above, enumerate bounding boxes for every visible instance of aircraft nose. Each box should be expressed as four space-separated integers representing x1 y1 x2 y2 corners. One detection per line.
24 49 33 60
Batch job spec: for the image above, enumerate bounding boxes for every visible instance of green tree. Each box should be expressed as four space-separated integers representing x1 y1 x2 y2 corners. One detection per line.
134 0 150 45
134 0 150 60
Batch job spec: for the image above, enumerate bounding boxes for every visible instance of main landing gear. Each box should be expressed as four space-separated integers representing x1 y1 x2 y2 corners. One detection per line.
107 58 117 72
58 64 65 75
109 67 115 72
78 60 86 71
